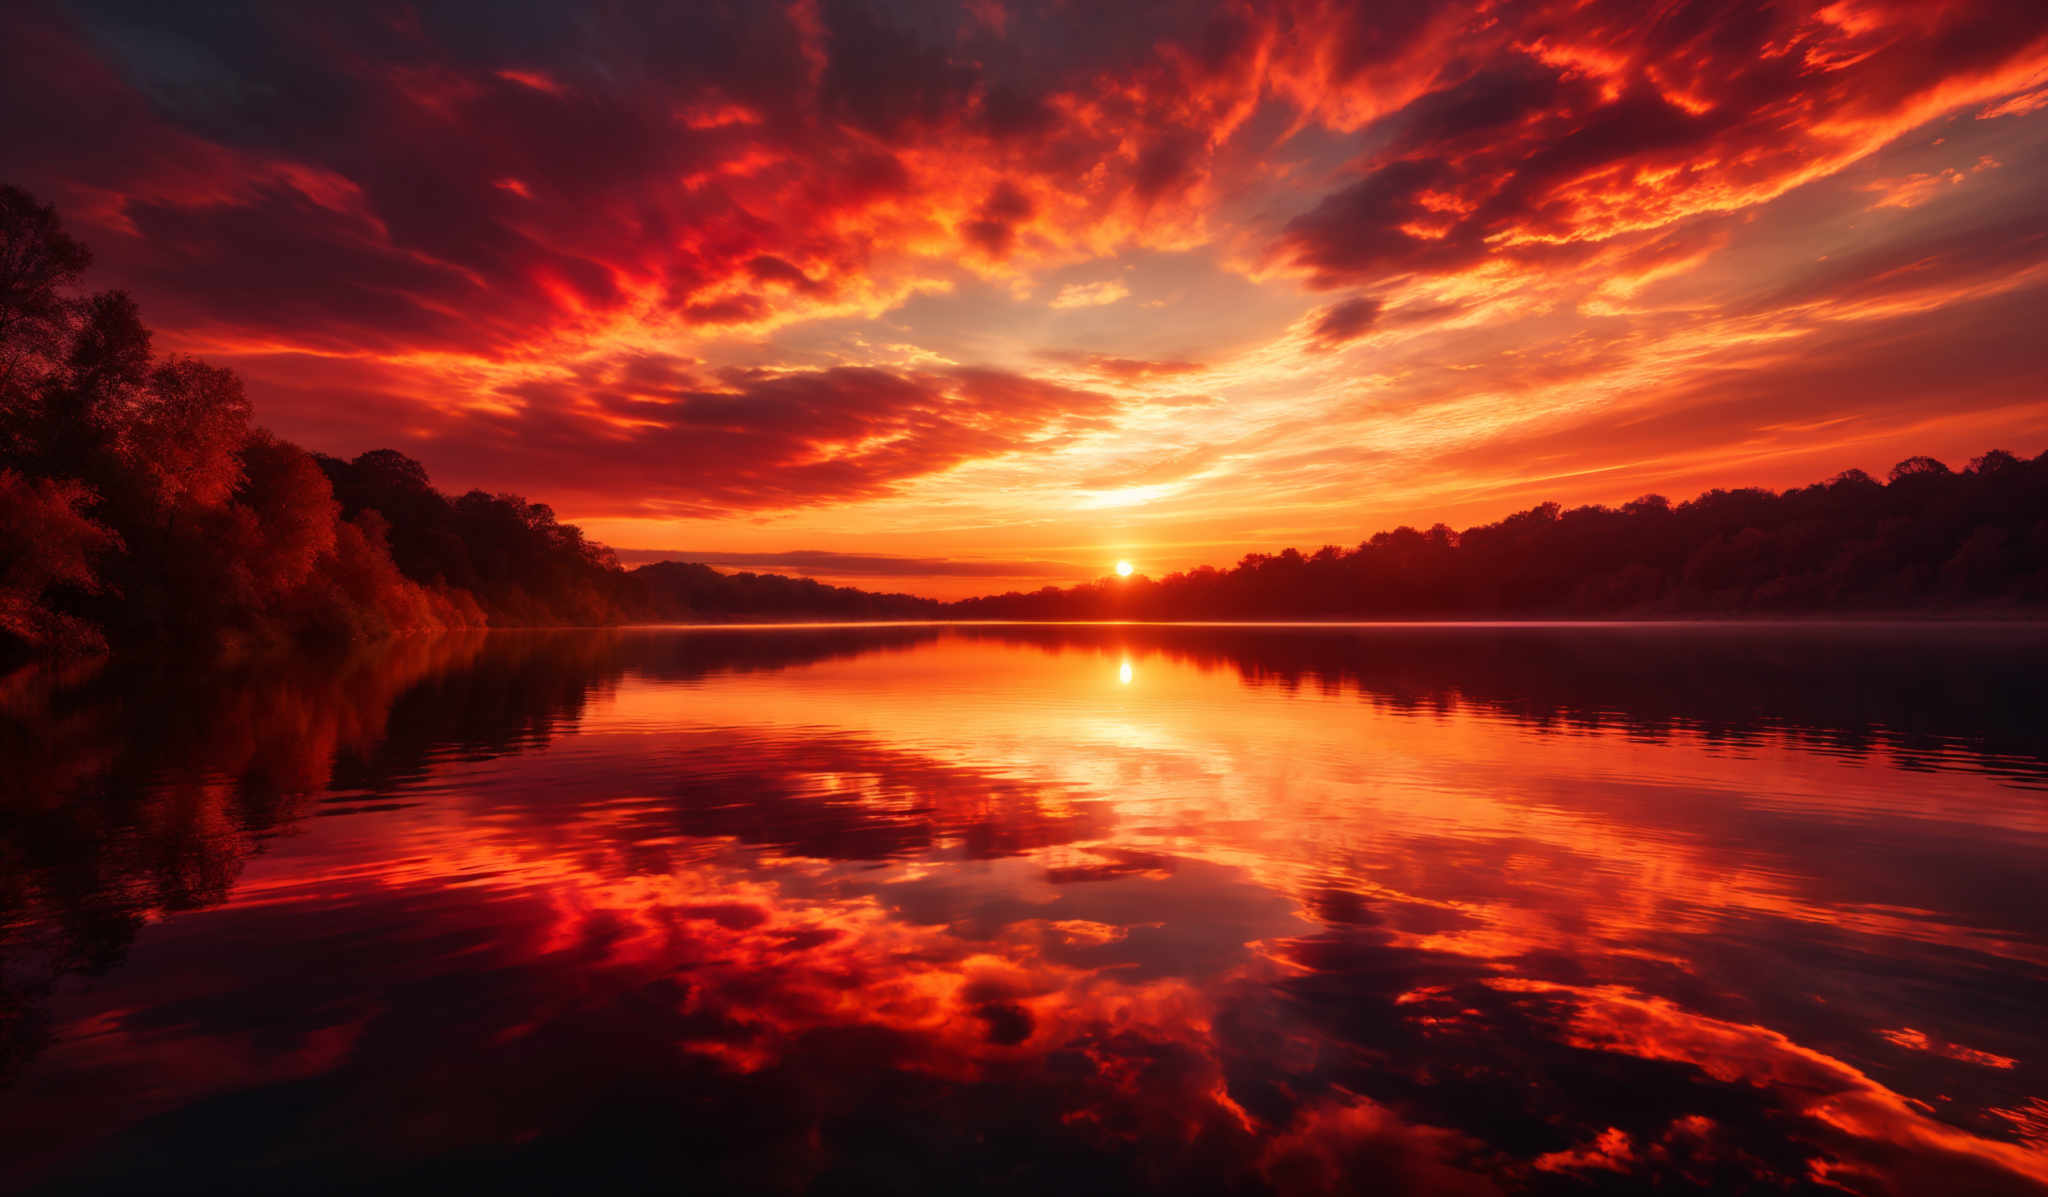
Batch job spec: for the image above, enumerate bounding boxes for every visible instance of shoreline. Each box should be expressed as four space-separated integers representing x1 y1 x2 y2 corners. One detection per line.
586 614 2048 630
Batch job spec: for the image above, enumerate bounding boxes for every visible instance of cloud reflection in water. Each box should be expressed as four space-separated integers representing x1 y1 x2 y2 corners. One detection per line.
2 624 2045 1193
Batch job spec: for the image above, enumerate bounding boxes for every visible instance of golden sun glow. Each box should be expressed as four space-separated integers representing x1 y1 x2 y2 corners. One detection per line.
1116 561 1135 577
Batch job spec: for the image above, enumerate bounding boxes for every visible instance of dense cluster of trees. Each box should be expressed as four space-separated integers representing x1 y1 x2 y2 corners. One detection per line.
633 561 937 621
0 186 491 654
956 453 2048 620
316 449 628 627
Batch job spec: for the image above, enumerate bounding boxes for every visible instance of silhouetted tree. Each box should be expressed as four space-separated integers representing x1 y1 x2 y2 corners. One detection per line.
953 453 2048 620
0 187 491 656
0 471 118 650
0 186 90 401
629 560 939 620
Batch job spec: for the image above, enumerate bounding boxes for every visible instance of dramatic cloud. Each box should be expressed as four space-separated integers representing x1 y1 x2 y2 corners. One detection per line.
1271 0 2048 288
2 0 2044 590
418 361 1121 515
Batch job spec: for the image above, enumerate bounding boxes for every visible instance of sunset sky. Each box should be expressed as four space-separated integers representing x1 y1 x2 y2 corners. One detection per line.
4 0 2045 596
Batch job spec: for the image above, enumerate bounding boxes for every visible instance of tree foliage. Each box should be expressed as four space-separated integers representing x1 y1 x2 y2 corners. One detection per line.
0 187 492 656
630 561 938 621
955 458 2048 620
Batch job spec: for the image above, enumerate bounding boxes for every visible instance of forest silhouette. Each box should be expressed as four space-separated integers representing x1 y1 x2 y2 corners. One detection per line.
957 451 2048 620
3 183 2044 659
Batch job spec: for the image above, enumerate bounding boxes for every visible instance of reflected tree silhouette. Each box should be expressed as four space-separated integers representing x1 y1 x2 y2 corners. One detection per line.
960 624 2048 784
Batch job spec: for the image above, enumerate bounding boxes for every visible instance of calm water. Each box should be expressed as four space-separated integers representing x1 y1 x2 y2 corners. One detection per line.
3 624 2046 1194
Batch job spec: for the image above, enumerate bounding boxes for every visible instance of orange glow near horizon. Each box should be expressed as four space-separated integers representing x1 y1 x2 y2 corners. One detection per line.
4 1 2046 595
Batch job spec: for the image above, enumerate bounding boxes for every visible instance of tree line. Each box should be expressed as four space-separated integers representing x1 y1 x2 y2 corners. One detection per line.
956 453 2048 620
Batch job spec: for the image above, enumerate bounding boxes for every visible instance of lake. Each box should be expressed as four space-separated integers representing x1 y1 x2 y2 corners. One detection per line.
3 624 2046 1194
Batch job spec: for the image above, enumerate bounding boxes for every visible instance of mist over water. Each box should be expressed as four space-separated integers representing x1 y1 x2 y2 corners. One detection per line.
3 624 2046 1194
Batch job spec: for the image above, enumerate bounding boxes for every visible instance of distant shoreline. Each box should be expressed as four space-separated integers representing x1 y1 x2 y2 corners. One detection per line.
566 613 2048 631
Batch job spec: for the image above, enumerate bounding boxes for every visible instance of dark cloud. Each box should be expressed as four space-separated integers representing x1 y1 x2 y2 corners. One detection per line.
1278 159 1471 287
680 294 770 326
1306 296 1382 350
1131 129 1205 202
1391 54 1577 149
815 0 978 139
962 180 1035 259
407 362 1121 515
745 255 829 296
975 84 1060 142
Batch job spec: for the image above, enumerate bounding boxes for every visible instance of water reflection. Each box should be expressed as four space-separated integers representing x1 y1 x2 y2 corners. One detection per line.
2 624 2045 1193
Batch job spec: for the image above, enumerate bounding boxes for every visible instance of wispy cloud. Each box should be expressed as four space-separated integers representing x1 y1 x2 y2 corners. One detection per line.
1048 280 1131 309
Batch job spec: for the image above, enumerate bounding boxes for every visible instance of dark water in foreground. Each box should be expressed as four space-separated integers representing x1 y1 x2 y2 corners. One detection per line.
2 624 2046 1195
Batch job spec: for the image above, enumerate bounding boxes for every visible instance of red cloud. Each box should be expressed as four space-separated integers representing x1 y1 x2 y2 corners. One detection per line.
1269 1 2048 286
406 361 1121 515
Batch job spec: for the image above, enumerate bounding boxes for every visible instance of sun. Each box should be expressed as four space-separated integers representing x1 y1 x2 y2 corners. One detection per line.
1115 560 1134 577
